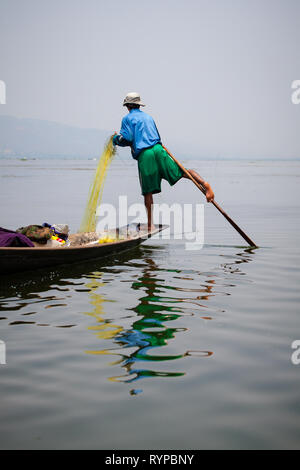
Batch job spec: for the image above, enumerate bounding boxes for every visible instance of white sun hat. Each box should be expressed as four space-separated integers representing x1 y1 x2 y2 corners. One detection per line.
123 92 145 107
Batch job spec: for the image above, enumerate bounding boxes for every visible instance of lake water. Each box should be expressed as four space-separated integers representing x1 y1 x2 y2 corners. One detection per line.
0 156 300 450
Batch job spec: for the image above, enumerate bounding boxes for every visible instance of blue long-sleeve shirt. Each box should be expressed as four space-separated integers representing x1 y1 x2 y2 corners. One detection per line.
115 108 161 159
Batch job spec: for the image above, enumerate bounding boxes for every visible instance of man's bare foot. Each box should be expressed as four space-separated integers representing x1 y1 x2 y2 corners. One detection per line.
203 182 214 202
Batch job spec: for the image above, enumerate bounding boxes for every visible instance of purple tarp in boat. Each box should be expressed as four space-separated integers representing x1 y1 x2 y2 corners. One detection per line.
0 227 35 247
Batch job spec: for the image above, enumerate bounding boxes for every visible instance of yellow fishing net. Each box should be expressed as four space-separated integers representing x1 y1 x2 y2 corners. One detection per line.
79 135 116 233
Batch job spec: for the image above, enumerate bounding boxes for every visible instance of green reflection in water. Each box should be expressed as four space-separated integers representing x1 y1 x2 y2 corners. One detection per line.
83 255 217 387
83 247 255 389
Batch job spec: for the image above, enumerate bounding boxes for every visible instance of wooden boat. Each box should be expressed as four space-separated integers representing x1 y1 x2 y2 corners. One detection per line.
0 224 167 275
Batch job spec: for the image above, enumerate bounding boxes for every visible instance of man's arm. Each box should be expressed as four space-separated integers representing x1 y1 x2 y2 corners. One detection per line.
113 116 133 148
113 134 132 147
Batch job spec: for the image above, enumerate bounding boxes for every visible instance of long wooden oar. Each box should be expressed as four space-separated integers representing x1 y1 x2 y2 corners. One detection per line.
162 144 257 247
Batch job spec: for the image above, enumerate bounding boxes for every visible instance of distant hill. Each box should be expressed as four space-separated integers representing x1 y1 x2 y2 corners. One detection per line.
0 115 111 158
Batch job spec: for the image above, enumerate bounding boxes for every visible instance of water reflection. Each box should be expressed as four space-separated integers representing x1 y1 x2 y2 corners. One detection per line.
83 246 255 390
0 243 256 395
83 274 123 342
84 256 188 383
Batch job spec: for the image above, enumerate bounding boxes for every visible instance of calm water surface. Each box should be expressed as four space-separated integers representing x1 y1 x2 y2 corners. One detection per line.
0 157 300 449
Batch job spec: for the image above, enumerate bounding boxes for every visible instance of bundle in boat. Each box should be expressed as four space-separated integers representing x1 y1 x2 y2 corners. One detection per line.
68 223 143 247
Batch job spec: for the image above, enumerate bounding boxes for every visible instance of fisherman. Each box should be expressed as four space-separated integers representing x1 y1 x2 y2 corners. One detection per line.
113 92 214 231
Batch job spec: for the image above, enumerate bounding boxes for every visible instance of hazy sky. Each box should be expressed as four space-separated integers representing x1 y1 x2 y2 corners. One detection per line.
0 0 299 158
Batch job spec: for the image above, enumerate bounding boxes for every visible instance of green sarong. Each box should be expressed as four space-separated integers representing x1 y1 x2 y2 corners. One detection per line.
138 144 183 195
